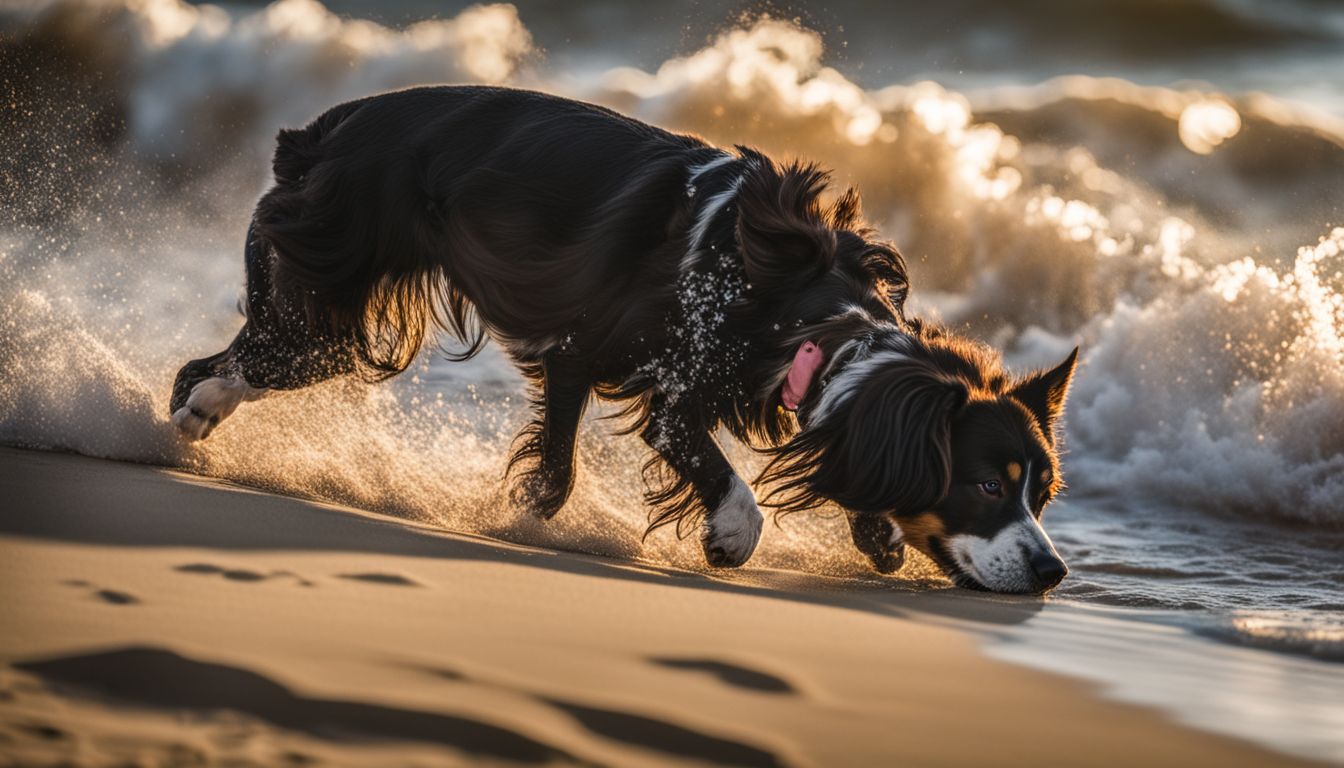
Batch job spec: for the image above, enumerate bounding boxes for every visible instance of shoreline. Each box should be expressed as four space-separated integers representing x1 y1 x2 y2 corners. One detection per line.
0 446 1332 766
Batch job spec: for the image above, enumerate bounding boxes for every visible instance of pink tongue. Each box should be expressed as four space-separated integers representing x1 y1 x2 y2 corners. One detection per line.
781 341 823 411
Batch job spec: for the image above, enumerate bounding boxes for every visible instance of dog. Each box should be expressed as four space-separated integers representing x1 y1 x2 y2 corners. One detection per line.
171 85 1077 593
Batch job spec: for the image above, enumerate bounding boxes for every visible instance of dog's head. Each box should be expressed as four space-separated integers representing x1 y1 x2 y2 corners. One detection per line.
897 345 1077 593
763 335 1078 594
733 153 1076 592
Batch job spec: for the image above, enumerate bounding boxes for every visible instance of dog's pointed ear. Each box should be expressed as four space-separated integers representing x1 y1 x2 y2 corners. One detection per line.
861 241 910 315
1009 347 1079 442
735 160 837 294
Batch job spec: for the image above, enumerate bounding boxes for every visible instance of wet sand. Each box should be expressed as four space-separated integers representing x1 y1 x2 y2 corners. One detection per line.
0 447 1323 767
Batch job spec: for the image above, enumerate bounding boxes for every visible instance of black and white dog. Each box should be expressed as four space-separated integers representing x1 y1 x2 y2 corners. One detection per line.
171 86 1078 593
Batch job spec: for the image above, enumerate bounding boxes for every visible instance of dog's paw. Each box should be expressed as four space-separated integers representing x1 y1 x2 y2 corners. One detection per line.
171 377 263 441
849 513 906 574
701 476 763 568
866 535 906 574
509 467 573 520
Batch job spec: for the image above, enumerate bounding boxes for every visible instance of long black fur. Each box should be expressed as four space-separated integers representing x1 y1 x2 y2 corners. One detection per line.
173 86 1072 581
196 86 908 532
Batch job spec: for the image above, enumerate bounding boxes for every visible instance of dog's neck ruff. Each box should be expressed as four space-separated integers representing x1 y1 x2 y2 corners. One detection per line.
803 329 913 427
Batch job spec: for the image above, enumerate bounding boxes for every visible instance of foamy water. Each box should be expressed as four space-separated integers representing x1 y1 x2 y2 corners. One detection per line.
3 0 1343 754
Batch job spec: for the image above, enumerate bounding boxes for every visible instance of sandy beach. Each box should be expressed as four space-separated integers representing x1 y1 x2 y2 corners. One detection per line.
0 446 1323 767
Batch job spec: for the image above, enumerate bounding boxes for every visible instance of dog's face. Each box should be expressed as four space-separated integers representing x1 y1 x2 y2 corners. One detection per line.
898 393 1070 593
763 339 1077 594
898 349 1077 593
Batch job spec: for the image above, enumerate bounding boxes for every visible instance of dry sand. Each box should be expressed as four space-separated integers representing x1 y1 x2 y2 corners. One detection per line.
0 446 1322 767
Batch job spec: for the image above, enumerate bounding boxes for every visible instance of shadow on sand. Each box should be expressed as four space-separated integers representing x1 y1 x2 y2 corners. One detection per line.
16 646 789 767
16 647 586 765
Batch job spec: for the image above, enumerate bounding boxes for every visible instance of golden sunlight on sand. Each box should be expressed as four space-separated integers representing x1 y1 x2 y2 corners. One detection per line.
0 448 1321 767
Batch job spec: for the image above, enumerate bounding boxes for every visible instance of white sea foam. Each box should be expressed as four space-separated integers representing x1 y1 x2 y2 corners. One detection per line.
5 0 532 161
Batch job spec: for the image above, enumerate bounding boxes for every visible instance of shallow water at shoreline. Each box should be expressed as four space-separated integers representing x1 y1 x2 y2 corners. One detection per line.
971 600 1344 764
1047 498 1344 659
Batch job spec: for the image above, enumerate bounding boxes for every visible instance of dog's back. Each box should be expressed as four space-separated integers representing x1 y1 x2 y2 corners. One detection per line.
251 86 709 375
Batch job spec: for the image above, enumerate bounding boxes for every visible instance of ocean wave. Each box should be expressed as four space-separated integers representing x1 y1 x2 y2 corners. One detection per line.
971 77 1344 245
3 0 1343 554
1 0 532 208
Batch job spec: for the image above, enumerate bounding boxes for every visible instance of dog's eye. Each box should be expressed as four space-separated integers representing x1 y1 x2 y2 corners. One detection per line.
978 479 1003 498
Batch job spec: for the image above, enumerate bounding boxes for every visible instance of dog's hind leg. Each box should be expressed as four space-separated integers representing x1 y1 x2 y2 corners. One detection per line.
171 225 355 441
509 352 591 519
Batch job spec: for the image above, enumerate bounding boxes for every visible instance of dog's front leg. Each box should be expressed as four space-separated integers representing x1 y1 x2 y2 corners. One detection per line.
847 512 906 574
641 396 763 568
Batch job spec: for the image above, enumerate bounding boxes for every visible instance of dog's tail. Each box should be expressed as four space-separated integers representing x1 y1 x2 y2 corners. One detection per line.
250 101 484 380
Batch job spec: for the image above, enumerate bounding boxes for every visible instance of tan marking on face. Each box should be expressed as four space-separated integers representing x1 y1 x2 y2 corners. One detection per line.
1006 462 1022 482
1040 469 1051 485
896 513 946 553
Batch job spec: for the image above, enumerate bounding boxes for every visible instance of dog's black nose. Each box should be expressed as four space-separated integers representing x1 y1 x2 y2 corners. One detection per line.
1029 551 1068 591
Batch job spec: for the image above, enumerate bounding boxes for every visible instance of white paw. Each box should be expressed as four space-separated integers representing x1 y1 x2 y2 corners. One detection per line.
701 476 764 568
171 377 266 441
